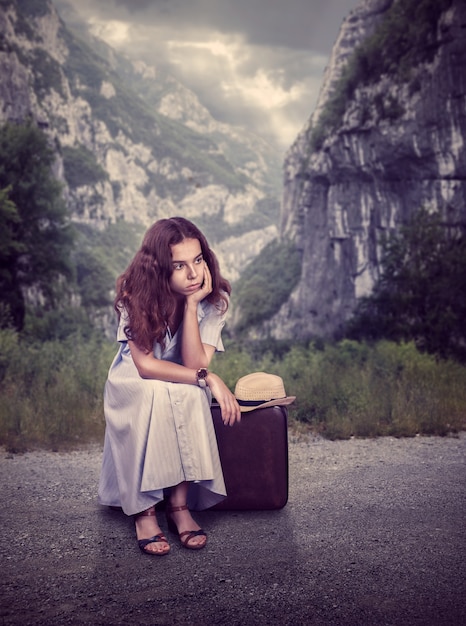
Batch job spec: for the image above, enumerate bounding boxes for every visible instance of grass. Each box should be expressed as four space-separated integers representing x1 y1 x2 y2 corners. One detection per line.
0 328 114 452
0 331 464 452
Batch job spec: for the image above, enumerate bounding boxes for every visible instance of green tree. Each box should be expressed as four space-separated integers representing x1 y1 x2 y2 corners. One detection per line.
346 208 466 362
75 248 113 308
0 186 24 326
62 144 108 189
233 238 302 333
0 121 75 329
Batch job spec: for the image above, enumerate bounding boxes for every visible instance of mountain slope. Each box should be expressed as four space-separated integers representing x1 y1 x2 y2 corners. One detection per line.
264 0 466 339
0 0 282 280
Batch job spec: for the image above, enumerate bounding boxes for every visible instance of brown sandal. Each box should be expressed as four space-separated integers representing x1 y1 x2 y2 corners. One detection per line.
166 504 207 550
134 507 170 556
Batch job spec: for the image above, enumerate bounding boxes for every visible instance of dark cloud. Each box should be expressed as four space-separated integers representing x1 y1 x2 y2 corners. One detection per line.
67 0 358 53
57 0 360 148
114 0 166 10
193 0 356 52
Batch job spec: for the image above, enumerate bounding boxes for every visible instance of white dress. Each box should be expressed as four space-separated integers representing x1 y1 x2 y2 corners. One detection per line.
98 300 227 515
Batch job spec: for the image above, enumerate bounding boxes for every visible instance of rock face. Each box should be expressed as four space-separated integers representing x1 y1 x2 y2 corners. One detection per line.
274 0 466 340
0 0 281 280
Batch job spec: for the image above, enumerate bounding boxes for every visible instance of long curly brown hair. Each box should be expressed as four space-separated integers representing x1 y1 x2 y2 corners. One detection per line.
115 217 231 352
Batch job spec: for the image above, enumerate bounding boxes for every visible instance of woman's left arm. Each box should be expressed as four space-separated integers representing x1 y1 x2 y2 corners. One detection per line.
181 262 215 369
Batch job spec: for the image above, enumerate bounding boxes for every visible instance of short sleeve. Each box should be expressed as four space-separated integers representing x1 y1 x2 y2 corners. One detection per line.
116 308 129 343
198 299 227 352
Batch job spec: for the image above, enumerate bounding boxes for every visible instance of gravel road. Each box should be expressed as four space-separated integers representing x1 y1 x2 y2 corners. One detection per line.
1 433 465 625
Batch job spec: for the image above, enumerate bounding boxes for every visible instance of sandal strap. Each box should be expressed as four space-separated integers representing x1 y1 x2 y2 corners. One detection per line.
167 504 188 513
167 504 189 513
134 507 156 518
179 529 206 547
138 534 168 550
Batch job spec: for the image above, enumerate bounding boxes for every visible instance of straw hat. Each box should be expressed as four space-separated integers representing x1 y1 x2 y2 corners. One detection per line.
234 372 296 413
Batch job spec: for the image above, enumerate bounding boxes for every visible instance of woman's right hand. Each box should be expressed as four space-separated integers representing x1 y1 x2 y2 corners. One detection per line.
206 372 241 426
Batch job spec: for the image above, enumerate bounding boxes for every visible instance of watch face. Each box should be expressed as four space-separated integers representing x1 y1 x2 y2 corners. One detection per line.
197 368 208 387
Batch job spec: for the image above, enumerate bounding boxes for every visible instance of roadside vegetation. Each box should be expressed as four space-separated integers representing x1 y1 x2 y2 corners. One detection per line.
0 327 114 452
214 339 466 441
0 330 465 452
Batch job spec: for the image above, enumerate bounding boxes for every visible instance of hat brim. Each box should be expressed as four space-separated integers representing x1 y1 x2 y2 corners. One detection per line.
238 396 296 413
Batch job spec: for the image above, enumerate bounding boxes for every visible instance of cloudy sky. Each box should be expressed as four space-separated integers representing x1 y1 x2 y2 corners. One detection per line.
58 0 359 151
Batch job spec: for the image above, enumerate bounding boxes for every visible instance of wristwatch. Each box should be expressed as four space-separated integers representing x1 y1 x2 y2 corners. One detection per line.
196 368 208 388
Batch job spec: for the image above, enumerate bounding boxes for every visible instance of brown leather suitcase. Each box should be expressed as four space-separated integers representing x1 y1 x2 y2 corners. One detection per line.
211 403 289 510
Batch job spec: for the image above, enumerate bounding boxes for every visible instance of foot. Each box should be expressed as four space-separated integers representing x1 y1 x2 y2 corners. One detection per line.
166 504 207 550
134 507 170 556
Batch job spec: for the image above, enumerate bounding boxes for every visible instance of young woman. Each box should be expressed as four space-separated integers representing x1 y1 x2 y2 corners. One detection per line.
98 217 241 555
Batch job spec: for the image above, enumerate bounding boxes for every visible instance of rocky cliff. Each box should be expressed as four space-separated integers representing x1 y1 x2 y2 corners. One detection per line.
0 0 281 281
272 0 466 340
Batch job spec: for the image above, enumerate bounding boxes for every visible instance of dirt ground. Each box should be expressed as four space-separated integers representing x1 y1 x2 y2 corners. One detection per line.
1 433 465 625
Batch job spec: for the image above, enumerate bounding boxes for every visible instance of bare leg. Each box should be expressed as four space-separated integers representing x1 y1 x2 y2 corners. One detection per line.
134 506 170 555
168 482 207 549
